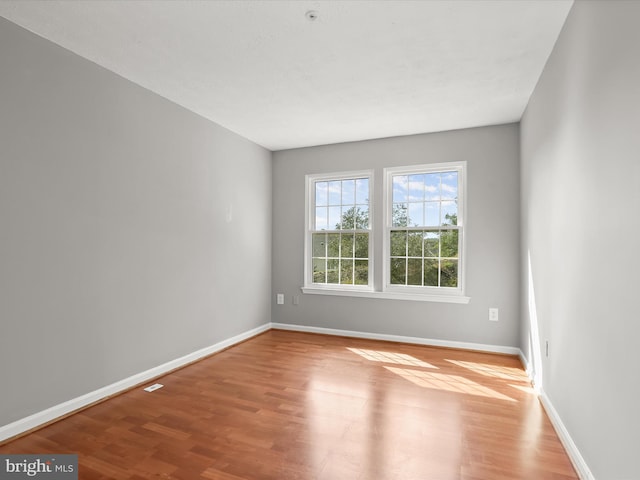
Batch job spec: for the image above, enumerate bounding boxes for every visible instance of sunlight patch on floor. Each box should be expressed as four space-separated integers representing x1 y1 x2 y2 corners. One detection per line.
509 384 535 395
347 348 437 369
445 359 525 382
385 366 516 402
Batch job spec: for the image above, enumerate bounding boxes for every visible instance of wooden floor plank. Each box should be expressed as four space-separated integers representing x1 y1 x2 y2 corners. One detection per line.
0 330 578 479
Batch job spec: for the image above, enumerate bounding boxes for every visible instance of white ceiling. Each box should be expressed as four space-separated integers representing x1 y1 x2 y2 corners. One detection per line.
0 0 573 151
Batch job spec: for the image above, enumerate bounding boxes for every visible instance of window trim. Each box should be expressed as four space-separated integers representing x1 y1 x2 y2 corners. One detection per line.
382 161 467 299
304 170 374 292
300 286 470 304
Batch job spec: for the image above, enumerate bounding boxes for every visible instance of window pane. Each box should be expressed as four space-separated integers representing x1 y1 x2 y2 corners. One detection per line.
308 172 375 291
407 258 422 286
408 203 424 227
408 174 425 201
313 258 326 283
441 201 457 225
340 260 353 284
355 206 369 229
342 179 355 205
315 207 328 230
392 175 408 203
441 172 458 200
355 178 369 204
423 259 439 286
390 230 407 256
381 165 463 292
424 231 440 257
392 203 408 227
390 258 406 285
425 202 439 226
440 230 458 258
441 259 458 287
312 233 326 257
327 233 340 257
328 206 341 230
425 174 440 200
407 231 423 257
340 233 354 258
315 181 328 206
355 233 368 258
327 259 339 283
354 260 368 285
328 181 341 205
341 206 355 229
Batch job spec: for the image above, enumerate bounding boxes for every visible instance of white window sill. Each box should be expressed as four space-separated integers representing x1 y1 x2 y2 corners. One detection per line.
301 287 470 304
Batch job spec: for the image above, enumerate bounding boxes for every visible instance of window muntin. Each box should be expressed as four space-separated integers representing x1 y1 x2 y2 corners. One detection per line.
385 163 464 294
391 172 458 227
314 178 369 230
306 172 373 289
389 228 459 287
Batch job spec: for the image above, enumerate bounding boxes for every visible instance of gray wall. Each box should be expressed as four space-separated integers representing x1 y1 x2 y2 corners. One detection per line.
520 1 640 478
0 18 272 426
273 124 520 347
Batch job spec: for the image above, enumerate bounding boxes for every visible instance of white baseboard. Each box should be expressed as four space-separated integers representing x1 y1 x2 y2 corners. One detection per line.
3 319 592 480
517 350 533 379
539 391 595 480
494 351 592 479
271 322 522 356
0 322 271 443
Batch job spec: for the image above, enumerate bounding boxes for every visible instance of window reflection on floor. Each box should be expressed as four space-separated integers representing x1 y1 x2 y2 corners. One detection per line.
384 366 516 402
445 359 525 381
347 347 437 368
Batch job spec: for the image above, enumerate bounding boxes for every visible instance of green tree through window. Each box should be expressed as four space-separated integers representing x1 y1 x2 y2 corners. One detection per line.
388 168 461 289
310 175 370 286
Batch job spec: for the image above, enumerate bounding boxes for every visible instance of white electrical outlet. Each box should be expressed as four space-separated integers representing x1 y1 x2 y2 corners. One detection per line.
276 293 284 305
489 308 499 321
144 383 164 393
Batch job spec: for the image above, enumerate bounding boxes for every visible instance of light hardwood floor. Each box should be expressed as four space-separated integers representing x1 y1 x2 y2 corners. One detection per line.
0 330 578 479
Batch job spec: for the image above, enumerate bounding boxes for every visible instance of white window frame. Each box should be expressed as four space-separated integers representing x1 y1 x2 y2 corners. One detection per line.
382 161 467 300
303 170 374 293
301 163 470 304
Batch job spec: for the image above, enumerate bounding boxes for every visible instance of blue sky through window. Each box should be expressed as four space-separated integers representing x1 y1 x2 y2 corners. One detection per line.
393 171 458 227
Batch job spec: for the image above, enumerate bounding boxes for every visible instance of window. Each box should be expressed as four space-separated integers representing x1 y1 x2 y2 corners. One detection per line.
305 171 373 289
384 162 465 297
304 162 467 303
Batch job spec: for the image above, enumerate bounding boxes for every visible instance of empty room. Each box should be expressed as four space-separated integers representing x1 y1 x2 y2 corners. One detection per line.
0 1 637 479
